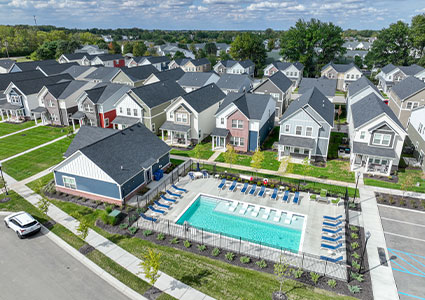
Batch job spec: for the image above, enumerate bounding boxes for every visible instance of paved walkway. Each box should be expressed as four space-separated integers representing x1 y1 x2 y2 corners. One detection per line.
0 123 40 139
207 151 221 162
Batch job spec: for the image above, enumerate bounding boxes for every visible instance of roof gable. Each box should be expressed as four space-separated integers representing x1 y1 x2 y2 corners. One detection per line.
180 83 225 113
391 76 425 101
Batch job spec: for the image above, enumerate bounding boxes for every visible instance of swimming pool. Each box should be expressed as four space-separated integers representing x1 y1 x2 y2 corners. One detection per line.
176 194 305 252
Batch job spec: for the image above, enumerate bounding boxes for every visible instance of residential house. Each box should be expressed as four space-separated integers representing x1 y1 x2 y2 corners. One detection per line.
110 65 158 87
0 59 16 74
53 123 171 205
252 71 293 118
138 56 170 71
0 74 73 122
263 61 304 87
387 76 425 128
213 60 255 78
83 67 121 83
181 58 211 72
376 64 425 93
71 83 131 130
0 70 46 98
34 80 97 126
177 72 220 93
160 84 226 147
343 41 372 51
61 65 98 80
277 87 334 162
58 53 95 66
344 50 368 61
156 45 194 59
215 43 231 56
211 93 275 152
75 45 108 55
113 80 185 132
143 68 185 85
37 63 79 76
348 92 406 176
321 62 362 91
91 54 125 67
407 106 425 171
168 58 190 70
298 77 337 103
12 60 59 73
216 74 253 95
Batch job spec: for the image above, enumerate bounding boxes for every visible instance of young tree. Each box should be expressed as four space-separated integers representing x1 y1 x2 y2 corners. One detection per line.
76 219 90 240
193 144 203 164
223 145 237 170
133 41 147 57
251 149 264 179
0 177 7 199
173 51 186 60
267 39 276 52
230 33 266 76
301 156 312 183
400 175 415 201
109 41 121 54
273 256 291 300
37 197 51 215
122 42 133 54
354 56 363 69
139 248 162 285
219 50 231 61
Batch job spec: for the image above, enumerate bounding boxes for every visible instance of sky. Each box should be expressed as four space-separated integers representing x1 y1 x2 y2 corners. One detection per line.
0 0 424 30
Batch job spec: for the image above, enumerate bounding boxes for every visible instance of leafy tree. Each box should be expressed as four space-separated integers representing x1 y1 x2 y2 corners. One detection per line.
207 55 217 67
37 197 51 215
96 39 108 49
267 39 275 52
139 248 161 285
251 149 264 179
223 145 237 169
0 177 6 198
411 14 425 58
76 218 90 240
354 56 363 68
274 256 291 298
173 51 186 60
280 19 345 77
219 50 231 61
31 41 58 60
133 41 147 57
122 42 133 54
196 49 207 59
109 41 121 54
230 32 266 76
205 42 217 56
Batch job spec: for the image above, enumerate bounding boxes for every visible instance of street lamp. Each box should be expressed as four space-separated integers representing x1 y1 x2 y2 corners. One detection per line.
360 231 371 274
0 162 8 195
353 171 361 203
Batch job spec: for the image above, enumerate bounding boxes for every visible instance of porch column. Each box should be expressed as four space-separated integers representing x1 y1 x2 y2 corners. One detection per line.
34 113 38 125
387 160 393 176
212 136 215 150
364 156 370 173
170 131 173 145
71 119 75 132
308 149 312 162
185 132 188 145
6 110 9 121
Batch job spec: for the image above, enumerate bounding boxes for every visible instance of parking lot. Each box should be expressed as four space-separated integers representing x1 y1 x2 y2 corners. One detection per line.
378 205 425 300
0 216 130 300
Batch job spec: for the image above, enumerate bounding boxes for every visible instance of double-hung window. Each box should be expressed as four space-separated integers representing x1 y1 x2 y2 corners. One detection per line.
295 125 302 136
127 108 131 116
305 127 313 137
360 131 365 139
63 176 76 190
284 124 290 133
372 133 391 146
230 136 245 146
133 109 138 116
232 120 243 129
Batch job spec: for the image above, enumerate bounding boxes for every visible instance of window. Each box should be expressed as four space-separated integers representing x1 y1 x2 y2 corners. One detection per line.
271 93 280 101
284 124 290 133
151 123 155 132
169 112 173 119
305 127 313 137
133 109 138 116
360 131 365 139
372 133 391 146
104 118 109 127
127 108 131 116
119 107 123 114
63 176 76 190
176 113 187 123
419 123 423 133
351 74 355 79
230 136 245 146
232 120 243 129
220 118 224 125
295 125 302 136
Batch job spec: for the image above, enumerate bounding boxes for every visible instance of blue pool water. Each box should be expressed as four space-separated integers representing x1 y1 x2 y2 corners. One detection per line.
176 195 304 252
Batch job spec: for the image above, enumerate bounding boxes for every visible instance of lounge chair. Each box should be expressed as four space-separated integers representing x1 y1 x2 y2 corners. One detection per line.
166 190 182 198
320 255 343 263
322 235 342 242
140 213 157 222
292 192 300 205
322 227 342 234
229 201 238 212
323 220 343 227
160 195 176 203
240 182 249 194
188 172 195 180
149 205 165 214
321 242 343 250
262 208 270 219
251 206 260 217
218 179 226 189
249 184 257 195
239 203 248 214
323 215 343 221
229 180 237 192
274 210 282 222
202 170 209 178
172 184 188 193
282 190 289 202
257 186 266 197
271 188 278 200
284 212 293 224
154 200 170 209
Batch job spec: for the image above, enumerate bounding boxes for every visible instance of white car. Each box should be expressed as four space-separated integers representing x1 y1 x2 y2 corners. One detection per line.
4 211 41 239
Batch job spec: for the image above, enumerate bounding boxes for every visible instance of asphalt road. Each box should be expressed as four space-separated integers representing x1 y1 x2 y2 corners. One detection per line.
0 216 130 300
378 205 425 300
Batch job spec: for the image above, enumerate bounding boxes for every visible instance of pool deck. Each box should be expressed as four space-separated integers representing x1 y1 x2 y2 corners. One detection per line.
154 176 346 260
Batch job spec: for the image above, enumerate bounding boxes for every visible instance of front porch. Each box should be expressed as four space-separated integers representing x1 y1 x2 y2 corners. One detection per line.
0 102 26 123
278 134 315 162
160 121 191 147
211 127 229 152
31 107 48 126
351 153 393 176
111 115 140 130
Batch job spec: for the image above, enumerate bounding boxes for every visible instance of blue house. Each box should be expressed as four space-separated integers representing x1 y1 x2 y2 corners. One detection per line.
53 123 171 205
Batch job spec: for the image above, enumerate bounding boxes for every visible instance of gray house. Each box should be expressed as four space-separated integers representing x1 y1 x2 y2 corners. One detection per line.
177 72 220 93
298 77 337 102
278 87 334 162
216 74 253 95
407 106 425 171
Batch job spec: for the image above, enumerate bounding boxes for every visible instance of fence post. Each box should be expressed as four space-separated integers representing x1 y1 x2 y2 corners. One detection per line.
239 237 241 255
219 233 221 249
202 228 204 245
167 220 170 235
301 253 305 268
259 242 261 259
324 259 328 277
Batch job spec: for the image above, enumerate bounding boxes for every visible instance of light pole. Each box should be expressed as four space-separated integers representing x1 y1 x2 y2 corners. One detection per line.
360 231 371 274
0 162 8 196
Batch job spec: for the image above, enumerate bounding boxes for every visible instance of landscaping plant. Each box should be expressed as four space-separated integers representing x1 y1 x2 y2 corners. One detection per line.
138 248 161 285
292 268 304 279
170 237 179 244
36 197 51 215
327 279 337 288
274 256 291 298
143 230 153 237
351 252 360 260
76 218 90 240
225 252 235 261
183 240 191 248
197 244 206 251
119 223 129 229
211 247 220 257
310 272 320 285
256 260 267 269
350 272 364 282
350 232 359 239
240 256 250 264
347 285 362 294
156 233 165 240
351 242 360 250
128 226 138 235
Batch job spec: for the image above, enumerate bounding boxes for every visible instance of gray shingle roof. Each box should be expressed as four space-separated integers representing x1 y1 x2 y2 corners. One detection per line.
347 76 380 97
177 72 217 87
144 56 170 64
216 92 272 120
61 53 96 61
216 74 252 90
181 83 225 113
37 62 79 76
352 141 396 158
267 71 293 92
61 65 96 78
281 87 334 126
111 115 140 125
11 73 73 95
151 68 184 82
84 67 121 82
172 58 190 66
44 80 89 99
64 126 116 157
218 59 254 68
160 121 191 132
211 127 229 137
130 80 186 108
321 62 359 73
381 64 397 74
188 58 210 66
399 64 424 76
119 65 158 82
299 77 337 98
272 61 304 71
391 76 425 101
78 123 171 184
0 70 45 91
15 60 59 72
0 59 15 70
85 83 131 104
278 135 315 149
94 54 124 61
350 93 404 129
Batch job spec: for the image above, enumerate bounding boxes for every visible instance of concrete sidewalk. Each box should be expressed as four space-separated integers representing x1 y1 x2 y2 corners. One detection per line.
0 123 40 139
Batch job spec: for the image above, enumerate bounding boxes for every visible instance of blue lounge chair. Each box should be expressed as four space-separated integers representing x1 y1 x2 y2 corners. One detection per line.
202 170 209 178
324 215 342 221
258 186 266 197
323 221 342 227
154 200 170 209
321 243 342 250
282 190 289 202
249 184 257 195
167 190 182 198
322 227 342 234
172 184 187 193
322 235 342 242
240 182 248 193
188 172 195 180
292 192 300 205
161 195 176 203
229 180 237 191
320 255 343 263
148 205 165 214
140 213 157 222
271 188 278 200
218 179 226 189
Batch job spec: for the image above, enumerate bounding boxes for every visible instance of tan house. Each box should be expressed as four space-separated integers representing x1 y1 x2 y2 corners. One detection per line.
181 58 211 72
110 65 158 87
388 76 425 128
321 62 362 91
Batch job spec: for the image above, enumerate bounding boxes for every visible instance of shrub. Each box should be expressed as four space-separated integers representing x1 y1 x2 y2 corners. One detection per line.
170 237 179 244
327 279 337 288
240 256 250 264
256 260 267 269
310 272 320 285
197 244 207 251
183 240 191 248
143 230 153 237
400 200 406 206
119 223 129 229
352 260 360 270
351 242 360 250
411 199 418 208
225 252 235 261
105 205 114 214
156 233 165 240
212 248 220 257
257 181 262 186
128 227 138 235
101 213 118 226
293 268 304 279
351 252 360 260
347 285 362 294
351 232 359 240
350 225 359 232
129 215 138 224
351 272 364 282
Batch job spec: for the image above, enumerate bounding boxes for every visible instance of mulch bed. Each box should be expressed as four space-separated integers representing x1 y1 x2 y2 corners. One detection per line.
375 192 425 211
0 197 11 203
79 244 95 255
143 286 163 300
364 174 399 184
45 191 107 210
42 220 56 229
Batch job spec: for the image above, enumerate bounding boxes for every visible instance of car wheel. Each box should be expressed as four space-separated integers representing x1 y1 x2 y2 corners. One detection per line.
17 232 24 239
4 220 9 228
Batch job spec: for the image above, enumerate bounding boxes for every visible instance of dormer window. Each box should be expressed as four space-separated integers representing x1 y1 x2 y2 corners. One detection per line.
372 133 391 146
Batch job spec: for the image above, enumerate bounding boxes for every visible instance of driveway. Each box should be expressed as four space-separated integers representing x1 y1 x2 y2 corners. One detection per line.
378 205 425 300
0 217 130 300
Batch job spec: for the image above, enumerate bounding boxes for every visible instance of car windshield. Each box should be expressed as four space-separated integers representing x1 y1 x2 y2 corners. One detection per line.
22 221 38 228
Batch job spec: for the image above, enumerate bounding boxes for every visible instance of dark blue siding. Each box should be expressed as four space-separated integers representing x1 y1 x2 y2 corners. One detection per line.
152 152 170 173
249 131 258 151
121 170 145 198
54 171 120 199
259 112 275 145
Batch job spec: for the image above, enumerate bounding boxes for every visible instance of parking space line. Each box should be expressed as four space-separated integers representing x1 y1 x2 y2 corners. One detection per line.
381 217 425 228
392 267 425 278
384 232 425 243
391 253 425 276
388 248 425 271
389 248 425 260
399 291 425 300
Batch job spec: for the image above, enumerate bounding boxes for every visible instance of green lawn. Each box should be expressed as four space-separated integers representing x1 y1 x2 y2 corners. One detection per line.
328 132 347 159
26 173 54 194
335 91 346 96
170 158 185 166
215 151 280 171
170 142 214 160
0 126 70 160
2 137 73 181
0 121 35 136
261 126 280 150
364 168 425 193
288 160 355 183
